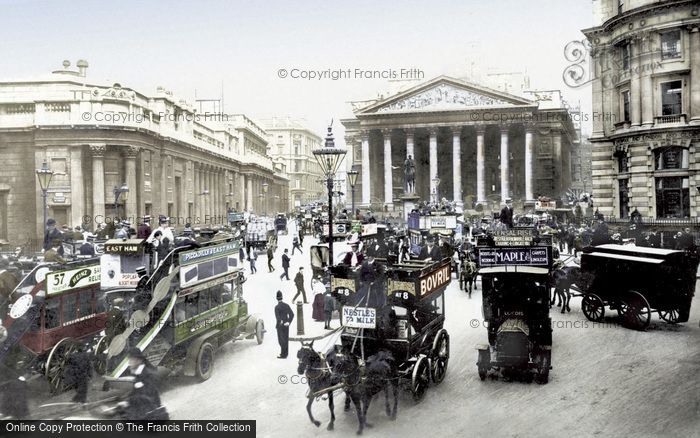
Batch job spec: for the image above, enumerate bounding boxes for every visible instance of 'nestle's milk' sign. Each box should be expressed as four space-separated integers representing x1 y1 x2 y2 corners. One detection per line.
342 306 376 329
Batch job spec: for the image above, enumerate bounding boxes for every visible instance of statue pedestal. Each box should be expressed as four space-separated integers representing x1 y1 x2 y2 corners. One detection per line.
399 193 421 222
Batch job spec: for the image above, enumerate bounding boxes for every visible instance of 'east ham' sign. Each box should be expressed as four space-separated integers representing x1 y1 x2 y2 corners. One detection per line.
419 264 451 297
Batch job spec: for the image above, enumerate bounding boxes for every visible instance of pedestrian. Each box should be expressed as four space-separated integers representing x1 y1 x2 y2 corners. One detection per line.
323 289 336 330
118 348 169 420
249 248 258 274
43 218 62 251
239 246 246 265
266 246 275 272
311 277 326 322
280 249 291 281
292 267 308 303
147 216 174 244
115 221 129 239
299 231 304 247
291 235 303 255
79 235 96 256
274 291 294 359
137 215 152 239
62 347 93 403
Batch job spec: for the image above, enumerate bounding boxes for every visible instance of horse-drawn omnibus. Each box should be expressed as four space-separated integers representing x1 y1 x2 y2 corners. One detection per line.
103 237 264 382
0 258 108 393
475 234 554 383
576 244 699 330
330 257 452 402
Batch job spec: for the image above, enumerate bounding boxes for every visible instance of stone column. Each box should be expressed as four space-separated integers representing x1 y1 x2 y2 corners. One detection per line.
476 127 486 204
123 146 138 220
500 127 509 202
382 129 393 206
405 128 415 160
451 127 462 206
68 146 84 228
90 144 106 226
553 132 563 195
247 176 253 211
640 33 655 127
525 129 534 201
428 127 438 199
690 25 700 124
630 38 642 127
361 131 370 206
193 163 200 221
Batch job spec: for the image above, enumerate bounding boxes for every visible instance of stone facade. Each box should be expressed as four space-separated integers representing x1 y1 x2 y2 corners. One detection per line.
0 64 288 244
341 76 576 211
263 118 324 210
583 0 700 219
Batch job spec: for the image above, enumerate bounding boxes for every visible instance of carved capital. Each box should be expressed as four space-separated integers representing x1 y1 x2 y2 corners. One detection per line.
403 128 415 138
474 125 486 136
450 126 463 136
89 144 106 157
121 145 139 158
381 128 393 137
426 126 439 136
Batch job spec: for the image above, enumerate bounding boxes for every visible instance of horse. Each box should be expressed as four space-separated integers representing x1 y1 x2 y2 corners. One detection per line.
550 264 580 313
333 349 398 435
296 342 339 430
458 251 478 297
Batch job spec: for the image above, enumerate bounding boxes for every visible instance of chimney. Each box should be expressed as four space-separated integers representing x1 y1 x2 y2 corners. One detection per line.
76 59 89 77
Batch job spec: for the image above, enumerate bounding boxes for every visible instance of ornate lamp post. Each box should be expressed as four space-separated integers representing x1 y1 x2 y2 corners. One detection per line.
35 161 55 231
113 183 129 218
312 124 347 266
346 166 359 220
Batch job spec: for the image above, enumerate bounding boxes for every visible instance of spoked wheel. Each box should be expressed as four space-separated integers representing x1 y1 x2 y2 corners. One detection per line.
255 320 265 345
535 350 551 384
45 337 80 394
92 336 109 375
411 356 430 403
196 342 215 381
430 330 449 384
659 308 680 324
581 294 605 322
477 348 490 381
617 290 651 330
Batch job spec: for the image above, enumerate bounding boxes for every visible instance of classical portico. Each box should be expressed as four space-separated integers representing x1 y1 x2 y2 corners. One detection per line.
342 76 576 210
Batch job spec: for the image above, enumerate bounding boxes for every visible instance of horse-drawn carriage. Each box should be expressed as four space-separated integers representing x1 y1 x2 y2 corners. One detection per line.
475 236 554 383
274 213 288 235
575 244 699 330
330 257 452 401
0 258 108 394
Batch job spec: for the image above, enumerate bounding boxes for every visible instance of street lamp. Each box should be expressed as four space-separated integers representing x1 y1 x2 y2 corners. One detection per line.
35 161 55 232
113 183 129 218
258 193 265 216
312 124 347 266
432 177 441 204
347 166 359 220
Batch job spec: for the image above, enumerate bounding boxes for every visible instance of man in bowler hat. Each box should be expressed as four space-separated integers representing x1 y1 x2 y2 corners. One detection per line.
274 291 294 358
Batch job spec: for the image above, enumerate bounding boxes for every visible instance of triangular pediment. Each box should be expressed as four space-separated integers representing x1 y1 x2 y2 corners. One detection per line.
355 76 535 114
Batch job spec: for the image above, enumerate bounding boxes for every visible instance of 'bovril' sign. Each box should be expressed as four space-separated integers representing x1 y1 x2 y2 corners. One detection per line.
418 264 451 297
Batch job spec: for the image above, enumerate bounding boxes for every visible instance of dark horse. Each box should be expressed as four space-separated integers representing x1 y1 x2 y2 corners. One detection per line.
550 264 581 313
296 342 340 430
333 349 398 435
458 250 478 297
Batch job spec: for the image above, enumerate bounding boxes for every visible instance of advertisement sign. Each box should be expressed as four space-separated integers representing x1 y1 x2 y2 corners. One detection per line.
477 247 550 267
342 306 376 329
179 242 239 266
46 264 101 295
100 254 139 289
418 264 451 297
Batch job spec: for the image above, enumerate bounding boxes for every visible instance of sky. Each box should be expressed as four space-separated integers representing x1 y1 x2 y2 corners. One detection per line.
0 0 595 143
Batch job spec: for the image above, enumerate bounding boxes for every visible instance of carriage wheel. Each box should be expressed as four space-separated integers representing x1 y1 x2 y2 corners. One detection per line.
255 320 265 345
92 336 109 375
410 356 430 403
45 338 80 395
430 330 449 384
659 308 681 324
581 294 605 322
477 349 490 381
617 291 651 331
